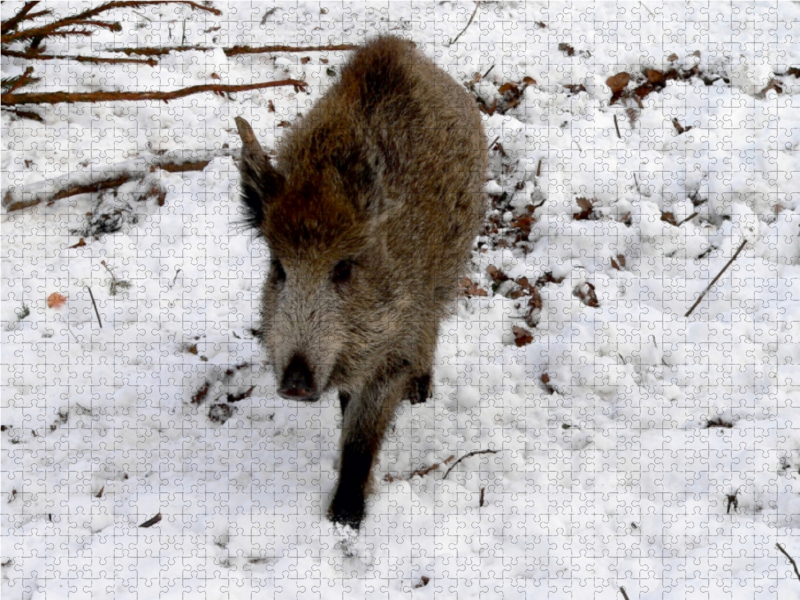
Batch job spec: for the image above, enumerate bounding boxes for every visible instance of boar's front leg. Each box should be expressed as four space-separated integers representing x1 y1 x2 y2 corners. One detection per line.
406 372 433 404
328 375 406 529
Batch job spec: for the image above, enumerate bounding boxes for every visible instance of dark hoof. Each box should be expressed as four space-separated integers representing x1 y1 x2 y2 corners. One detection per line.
407 373 432 404
328 488 365 530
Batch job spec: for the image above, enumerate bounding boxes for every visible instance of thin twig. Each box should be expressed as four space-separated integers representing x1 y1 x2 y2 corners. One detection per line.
86 287 102 329
685 239 748 317
225 43 359 56
2 79 306 106
2 2 220 47
101 260 118 290
447 1 480 47
384 455 456 482
4 173 132 211
108 43 359 59
620 587 631 600
613 114 621 139
3 150 227 211
66 323 80 342
442 449 499 480
776 543 800 582
1 2 46 35
2 67 37 94
3 49 157 65
482 64 495 79
677 212 698 227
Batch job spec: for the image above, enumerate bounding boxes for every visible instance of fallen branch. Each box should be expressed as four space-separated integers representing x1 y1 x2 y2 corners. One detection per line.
2 149 230 212
2 1 219 46
447 1 481 47
442 449 499 480
106 43 361 57
1 67 38 94
0 2 50 35
108 45 212 56
685 239 748 317
3 49 157 65
2 79 307 106
225 43 360 56
384 455 455 483
3 107 43 122
777 543 800 582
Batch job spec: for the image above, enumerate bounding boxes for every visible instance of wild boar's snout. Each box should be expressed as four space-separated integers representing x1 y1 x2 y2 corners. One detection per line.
278 354 317 401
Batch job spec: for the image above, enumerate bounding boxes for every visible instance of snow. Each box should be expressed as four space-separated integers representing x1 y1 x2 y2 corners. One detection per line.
2 1 800 598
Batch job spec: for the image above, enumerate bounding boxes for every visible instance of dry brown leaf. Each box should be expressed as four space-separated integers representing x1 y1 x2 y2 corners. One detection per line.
573 197 595 220
47 292 67 309
573 282 599 308
512 326 533 347
607 72 631 94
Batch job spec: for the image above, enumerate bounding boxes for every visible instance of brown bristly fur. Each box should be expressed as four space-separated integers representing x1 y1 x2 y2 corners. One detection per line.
235 35 487 529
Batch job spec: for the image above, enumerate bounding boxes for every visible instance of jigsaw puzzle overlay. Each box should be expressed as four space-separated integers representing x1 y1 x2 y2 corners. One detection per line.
2 2 800 598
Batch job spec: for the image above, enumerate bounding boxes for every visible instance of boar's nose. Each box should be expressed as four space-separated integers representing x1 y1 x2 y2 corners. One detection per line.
278 355 317 400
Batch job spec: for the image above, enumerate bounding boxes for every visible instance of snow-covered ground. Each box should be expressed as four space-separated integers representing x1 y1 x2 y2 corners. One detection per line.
2 2 800 598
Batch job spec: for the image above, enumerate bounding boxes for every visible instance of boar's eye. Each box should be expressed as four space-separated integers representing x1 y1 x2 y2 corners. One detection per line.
331 260 353 285
270 259 286 285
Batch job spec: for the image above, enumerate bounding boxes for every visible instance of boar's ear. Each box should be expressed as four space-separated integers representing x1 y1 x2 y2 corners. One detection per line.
234 117 284 232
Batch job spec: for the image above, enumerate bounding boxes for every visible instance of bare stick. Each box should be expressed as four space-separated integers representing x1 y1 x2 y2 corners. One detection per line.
2 67 37 94
2 79 306 106
620 587 631 600
443 449 499 480
86 287 102 329
1 2 46 35
2 0 219 44
639 1 655 17
3 150 227 211
614 114 621 139
66 323 80 342
447 1 480 47
3 49 157 65
685 239 747 317
108 43 361 57
384 455 455 483
100 261 119 292
225 43 359 56
777 543 800 582
677 212 698 227
5 173 132 212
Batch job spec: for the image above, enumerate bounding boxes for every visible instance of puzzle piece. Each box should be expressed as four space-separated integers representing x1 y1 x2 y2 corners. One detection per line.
2 2 800 598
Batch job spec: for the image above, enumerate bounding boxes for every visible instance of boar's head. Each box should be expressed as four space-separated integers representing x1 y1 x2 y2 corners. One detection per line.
234 117 393 402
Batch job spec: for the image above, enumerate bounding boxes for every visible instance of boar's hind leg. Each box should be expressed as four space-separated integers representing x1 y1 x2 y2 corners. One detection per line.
329 376 405 529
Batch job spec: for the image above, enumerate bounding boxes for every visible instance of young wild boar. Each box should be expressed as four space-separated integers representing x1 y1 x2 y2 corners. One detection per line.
234 35 487 529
